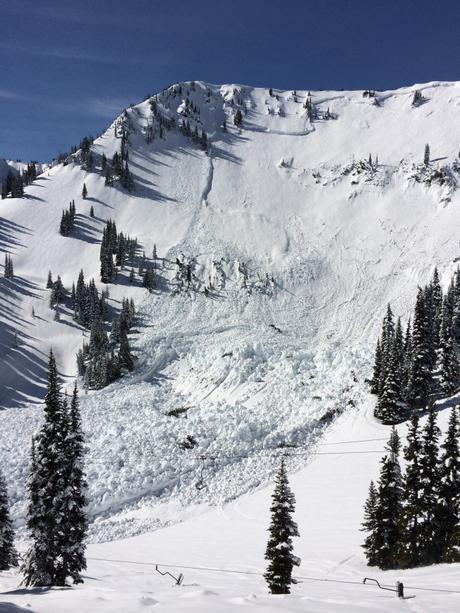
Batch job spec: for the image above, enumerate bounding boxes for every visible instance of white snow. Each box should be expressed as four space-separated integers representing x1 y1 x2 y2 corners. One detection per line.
1 79 460 611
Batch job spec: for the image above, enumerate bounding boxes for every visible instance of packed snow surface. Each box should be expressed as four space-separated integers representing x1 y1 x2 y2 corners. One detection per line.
1 80 460 610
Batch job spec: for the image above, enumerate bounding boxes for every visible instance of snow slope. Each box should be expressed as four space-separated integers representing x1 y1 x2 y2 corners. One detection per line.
1 80 460 609
2 398 460 612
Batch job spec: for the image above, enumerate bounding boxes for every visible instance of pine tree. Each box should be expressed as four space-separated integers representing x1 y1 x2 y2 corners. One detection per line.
90 205 95 218
0 468 18 570
424 143 430 165
46 270 53 289
22 350 73 586
375 353 404 424
56 384 87 584
407 288 433 407
372 428 403 569
118 329 134 371
264 460 300 594
412 90 423 106
82 183 88 199
361 481 379 566
398 410 423 568
431 268 443 349
370 338 382 395
419 404 441 564
438 303 459 394
438 406 460 562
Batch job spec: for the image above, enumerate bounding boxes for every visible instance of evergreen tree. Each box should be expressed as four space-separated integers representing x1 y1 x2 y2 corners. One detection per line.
407 288 433 407
361 481 379 566
46 270 53 289
370 338 382 395
375 353 404 424
89 205 95 218
0 468 18 570
142 266 156 292
399 410 423 568
372 428 403 569
3 253 14 279
82 183 88 199
419 405 441 564
438 303 459 394
22 350 70 586
264 460 300 594
56 384 87 584
438 406 460 562
403 318 413 393
118 329 134 371
431 268 443 349
412 90 423 106
424 143 430 165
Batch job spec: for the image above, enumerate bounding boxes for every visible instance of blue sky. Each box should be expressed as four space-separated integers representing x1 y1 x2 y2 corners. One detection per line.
1 0 459 162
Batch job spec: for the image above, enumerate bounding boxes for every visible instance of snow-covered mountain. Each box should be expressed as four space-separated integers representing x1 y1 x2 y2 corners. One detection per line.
1 80 460 611
0 157 48 181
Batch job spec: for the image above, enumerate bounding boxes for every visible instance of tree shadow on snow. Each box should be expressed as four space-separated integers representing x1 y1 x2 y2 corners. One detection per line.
0 217 32 253
86 196 113 209
72 215 102 244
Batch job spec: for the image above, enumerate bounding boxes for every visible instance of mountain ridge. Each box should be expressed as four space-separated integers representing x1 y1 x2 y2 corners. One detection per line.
1 78 460 538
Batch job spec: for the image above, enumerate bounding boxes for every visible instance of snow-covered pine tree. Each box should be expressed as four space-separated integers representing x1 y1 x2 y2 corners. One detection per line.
419 404 442 564
56 383 87 585
431 268 443 349
438 406 460 562
264 459 300 594
423 284 437 372
370 338 382 395
398 410 423 568
82 183 87 199
402 318 412 392
361 481 379 566
438 303 459 395
372 428 403 569
407 288 433 407
22 350 71 587
379 304 395 393
374 353 404 424
393 317 405 378
0 468 18 570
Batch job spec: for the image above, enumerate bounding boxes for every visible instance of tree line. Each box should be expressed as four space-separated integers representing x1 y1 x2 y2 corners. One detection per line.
362 406 460 569
371 267 459 424
1 163 38 199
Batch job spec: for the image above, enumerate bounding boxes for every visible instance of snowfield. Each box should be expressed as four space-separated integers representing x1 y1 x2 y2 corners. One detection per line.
2 79 460 610
2 400 460 612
